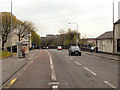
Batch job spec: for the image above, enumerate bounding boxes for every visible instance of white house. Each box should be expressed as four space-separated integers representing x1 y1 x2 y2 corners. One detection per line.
96 19 120 54
96 31 113 53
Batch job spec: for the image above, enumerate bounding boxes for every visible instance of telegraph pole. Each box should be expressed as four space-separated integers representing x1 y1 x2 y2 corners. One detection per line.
10 0 13 56
113 0 115 54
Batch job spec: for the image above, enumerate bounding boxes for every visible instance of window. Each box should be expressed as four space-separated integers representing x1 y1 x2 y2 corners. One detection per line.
25 38 28 41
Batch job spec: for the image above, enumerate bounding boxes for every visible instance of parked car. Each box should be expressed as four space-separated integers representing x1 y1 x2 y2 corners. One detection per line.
69 46 81 56
57 46 62 50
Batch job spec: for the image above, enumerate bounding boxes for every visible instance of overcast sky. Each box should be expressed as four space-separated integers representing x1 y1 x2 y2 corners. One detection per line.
0 0 120 38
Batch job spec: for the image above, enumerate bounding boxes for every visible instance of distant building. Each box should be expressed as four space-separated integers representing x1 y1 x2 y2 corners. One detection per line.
4 32 19 50
46 34 57 38
87 38 96 44
96 31 113 53
4 31 31 51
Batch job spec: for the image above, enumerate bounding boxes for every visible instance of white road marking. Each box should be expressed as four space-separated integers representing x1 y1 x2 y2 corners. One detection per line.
69 58 73 61
52 85 59 89
46 50 57 81
104 81 117 89
84 67 96 76
110 60 117 62
66 55 68 57
46 50 59 89
75 61 81 66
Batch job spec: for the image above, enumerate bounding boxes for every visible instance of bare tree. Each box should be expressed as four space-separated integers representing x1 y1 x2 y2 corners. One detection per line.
15 21 36 41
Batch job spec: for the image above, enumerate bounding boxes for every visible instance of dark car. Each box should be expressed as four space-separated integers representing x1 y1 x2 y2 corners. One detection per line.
69 46 81 56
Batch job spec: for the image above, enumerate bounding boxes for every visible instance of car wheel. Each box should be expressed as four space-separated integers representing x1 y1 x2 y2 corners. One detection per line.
79 53 81 56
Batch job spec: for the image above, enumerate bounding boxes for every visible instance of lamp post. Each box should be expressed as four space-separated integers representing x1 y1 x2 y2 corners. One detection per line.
69 22 79 46
10 0 13 56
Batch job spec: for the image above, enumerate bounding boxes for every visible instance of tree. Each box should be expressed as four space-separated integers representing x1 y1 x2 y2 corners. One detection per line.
0 12 18 50
31 31 40 48
15 21 35 41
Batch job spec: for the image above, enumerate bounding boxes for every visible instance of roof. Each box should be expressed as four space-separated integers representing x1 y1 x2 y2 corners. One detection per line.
114 19 120 24
96 31 113 39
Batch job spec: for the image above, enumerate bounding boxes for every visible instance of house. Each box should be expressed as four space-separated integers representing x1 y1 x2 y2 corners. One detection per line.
96 19 120 54
96 31 113 53
114 19 120 53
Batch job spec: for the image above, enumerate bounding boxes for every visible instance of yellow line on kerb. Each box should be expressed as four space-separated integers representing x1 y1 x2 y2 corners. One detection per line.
5 78 17 89
10 78 17 85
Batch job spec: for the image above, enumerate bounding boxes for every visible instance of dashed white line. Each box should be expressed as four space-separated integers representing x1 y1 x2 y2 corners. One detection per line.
69 58 73 61
104 81 117 89
75 61 81 66
84 67 96 76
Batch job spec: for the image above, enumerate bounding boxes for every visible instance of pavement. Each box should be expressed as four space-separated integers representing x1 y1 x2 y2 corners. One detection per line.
2 49 40 86
84 51 119 61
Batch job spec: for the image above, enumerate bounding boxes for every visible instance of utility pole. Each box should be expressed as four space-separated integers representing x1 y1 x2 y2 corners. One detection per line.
113 0 115 54
0 13 2 50
10 0 13 56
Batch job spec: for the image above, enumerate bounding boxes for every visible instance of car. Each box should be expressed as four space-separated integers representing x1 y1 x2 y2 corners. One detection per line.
57 46 62 50
69 46 81 56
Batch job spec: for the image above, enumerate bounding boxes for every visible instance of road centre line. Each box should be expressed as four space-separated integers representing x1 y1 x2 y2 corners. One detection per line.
84 67 97 76
104 81 117 89
46 50 59 89
75 61 81 66
45 50 57 81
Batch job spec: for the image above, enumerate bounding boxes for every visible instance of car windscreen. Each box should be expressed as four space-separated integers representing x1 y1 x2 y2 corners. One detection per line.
72 47 80 50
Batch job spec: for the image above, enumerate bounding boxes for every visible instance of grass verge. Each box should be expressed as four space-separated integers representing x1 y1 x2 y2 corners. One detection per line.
0 50 17 58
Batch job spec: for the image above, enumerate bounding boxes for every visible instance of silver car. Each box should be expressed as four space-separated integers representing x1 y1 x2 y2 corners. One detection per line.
69 46 81 56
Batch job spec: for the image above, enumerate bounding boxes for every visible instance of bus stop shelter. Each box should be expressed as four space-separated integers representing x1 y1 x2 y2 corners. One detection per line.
16 41 29 58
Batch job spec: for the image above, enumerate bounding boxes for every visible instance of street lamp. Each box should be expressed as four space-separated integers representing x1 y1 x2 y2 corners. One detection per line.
69 22 79 46
10 0 13 56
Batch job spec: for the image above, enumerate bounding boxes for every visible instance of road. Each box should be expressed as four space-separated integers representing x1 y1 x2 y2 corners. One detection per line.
9 49 118 89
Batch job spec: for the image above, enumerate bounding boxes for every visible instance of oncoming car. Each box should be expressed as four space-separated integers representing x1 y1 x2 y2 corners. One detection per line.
57 46 62 50
69 46 81 56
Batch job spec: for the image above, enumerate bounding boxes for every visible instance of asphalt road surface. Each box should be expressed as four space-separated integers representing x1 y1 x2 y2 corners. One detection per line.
9 49 118 89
